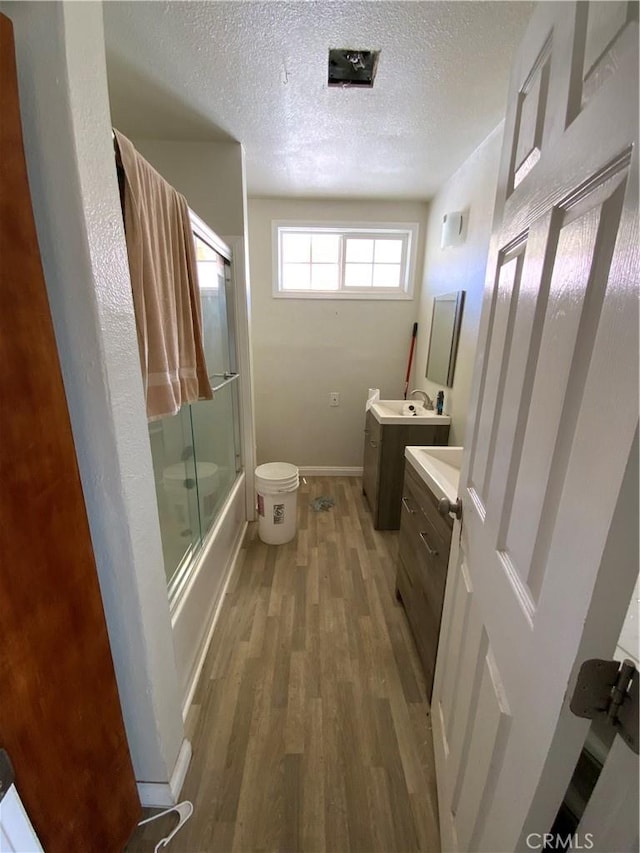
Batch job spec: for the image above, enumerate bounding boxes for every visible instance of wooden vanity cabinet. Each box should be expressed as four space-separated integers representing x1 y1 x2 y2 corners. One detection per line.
362 409 449 529
395 461 453 699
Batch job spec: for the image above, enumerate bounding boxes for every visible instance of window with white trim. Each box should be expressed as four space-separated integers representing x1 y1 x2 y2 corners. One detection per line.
273 222 418 299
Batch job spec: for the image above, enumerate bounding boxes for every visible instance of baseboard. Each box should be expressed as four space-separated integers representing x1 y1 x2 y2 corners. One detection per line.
180 520 247 720
298 466 363 477
137 738 192 807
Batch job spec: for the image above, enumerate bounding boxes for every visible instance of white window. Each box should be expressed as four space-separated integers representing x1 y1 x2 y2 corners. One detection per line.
273 222 418 299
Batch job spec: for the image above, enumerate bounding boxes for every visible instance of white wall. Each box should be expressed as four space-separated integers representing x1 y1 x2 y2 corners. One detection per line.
248 198 429 469
3 0 185 792
131 140 245 237
413 124 503 446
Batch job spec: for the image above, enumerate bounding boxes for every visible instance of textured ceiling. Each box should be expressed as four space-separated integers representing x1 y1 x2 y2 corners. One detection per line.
103 1 534 199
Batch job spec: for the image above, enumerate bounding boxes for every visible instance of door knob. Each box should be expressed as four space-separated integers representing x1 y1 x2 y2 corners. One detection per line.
438 497 462 519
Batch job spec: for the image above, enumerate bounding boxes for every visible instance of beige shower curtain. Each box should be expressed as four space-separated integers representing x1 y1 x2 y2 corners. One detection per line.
114 129 212 420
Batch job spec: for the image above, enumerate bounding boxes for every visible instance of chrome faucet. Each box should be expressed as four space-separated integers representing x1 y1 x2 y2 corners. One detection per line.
409 389 434 409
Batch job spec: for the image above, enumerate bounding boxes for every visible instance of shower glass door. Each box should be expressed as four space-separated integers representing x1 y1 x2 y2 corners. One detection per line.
190 233 241 535
147 220 242 596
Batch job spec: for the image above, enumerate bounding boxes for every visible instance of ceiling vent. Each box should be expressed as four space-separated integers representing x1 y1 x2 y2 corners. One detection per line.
328 49 379 88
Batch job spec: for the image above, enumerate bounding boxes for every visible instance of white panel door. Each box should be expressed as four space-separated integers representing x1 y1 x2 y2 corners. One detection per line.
432 3 639 851
577 735 639 853
0 786 44 853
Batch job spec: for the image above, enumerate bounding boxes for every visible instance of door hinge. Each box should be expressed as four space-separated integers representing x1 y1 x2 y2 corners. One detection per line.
570 658 639 755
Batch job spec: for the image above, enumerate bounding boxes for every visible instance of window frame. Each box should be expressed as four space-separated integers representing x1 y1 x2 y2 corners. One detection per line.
272 221 419 300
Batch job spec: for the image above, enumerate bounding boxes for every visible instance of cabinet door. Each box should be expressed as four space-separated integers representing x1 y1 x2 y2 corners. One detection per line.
362 410 381 519
377 422 450 530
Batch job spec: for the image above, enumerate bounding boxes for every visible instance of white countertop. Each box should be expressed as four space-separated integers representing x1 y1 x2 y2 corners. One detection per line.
370 400 451 426
404 446 463 503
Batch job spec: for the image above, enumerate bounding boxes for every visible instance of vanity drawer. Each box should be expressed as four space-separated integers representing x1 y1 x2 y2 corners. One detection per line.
396 549 443 693
399 495 449 623
396 457 455 699
403 462 453 545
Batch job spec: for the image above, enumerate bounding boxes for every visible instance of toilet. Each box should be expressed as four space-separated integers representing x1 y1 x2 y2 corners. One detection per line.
162 461 219 530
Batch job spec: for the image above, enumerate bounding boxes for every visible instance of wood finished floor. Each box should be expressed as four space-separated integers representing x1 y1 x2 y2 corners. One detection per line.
127 476 440 853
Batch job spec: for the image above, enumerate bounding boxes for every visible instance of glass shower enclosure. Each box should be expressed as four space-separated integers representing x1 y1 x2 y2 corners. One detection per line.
147 220 242 600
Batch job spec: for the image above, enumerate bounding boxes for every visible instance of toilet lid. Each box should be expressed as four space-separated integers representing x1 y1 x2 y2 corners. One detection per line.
163 462 218 482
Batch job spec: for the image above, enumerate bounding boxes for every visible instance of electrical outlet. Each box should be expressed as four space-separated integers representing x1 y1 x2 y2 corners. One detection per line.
329 392 340 407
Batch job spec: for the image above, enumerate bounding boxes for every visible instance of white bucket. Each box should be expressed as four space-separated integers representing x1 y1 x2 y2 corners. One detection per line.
255 462 299 545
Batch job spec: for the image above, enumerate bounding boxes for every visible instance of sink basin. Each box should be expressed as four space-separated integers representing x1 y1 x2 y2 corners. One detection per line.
370 400 451 426
405 445 463 503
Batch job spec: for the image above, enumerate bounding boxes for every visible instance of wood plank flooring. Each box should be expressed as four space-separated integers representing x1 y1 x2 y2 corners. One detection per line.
126 476 440 852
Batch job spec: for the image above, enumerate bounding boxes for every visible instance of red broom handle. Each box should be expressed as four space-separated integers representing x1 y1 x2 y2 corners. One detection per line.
403 322 418 399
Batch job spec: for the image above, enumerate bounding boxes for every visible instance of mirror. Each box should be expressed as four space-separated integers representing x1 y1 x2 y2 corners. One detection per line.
425 291 465 387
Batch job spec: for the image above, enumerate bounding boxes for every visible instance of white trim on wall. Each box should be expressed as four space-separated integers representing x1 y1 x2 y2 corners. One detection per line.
137 739 192 808
225 234 257 522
